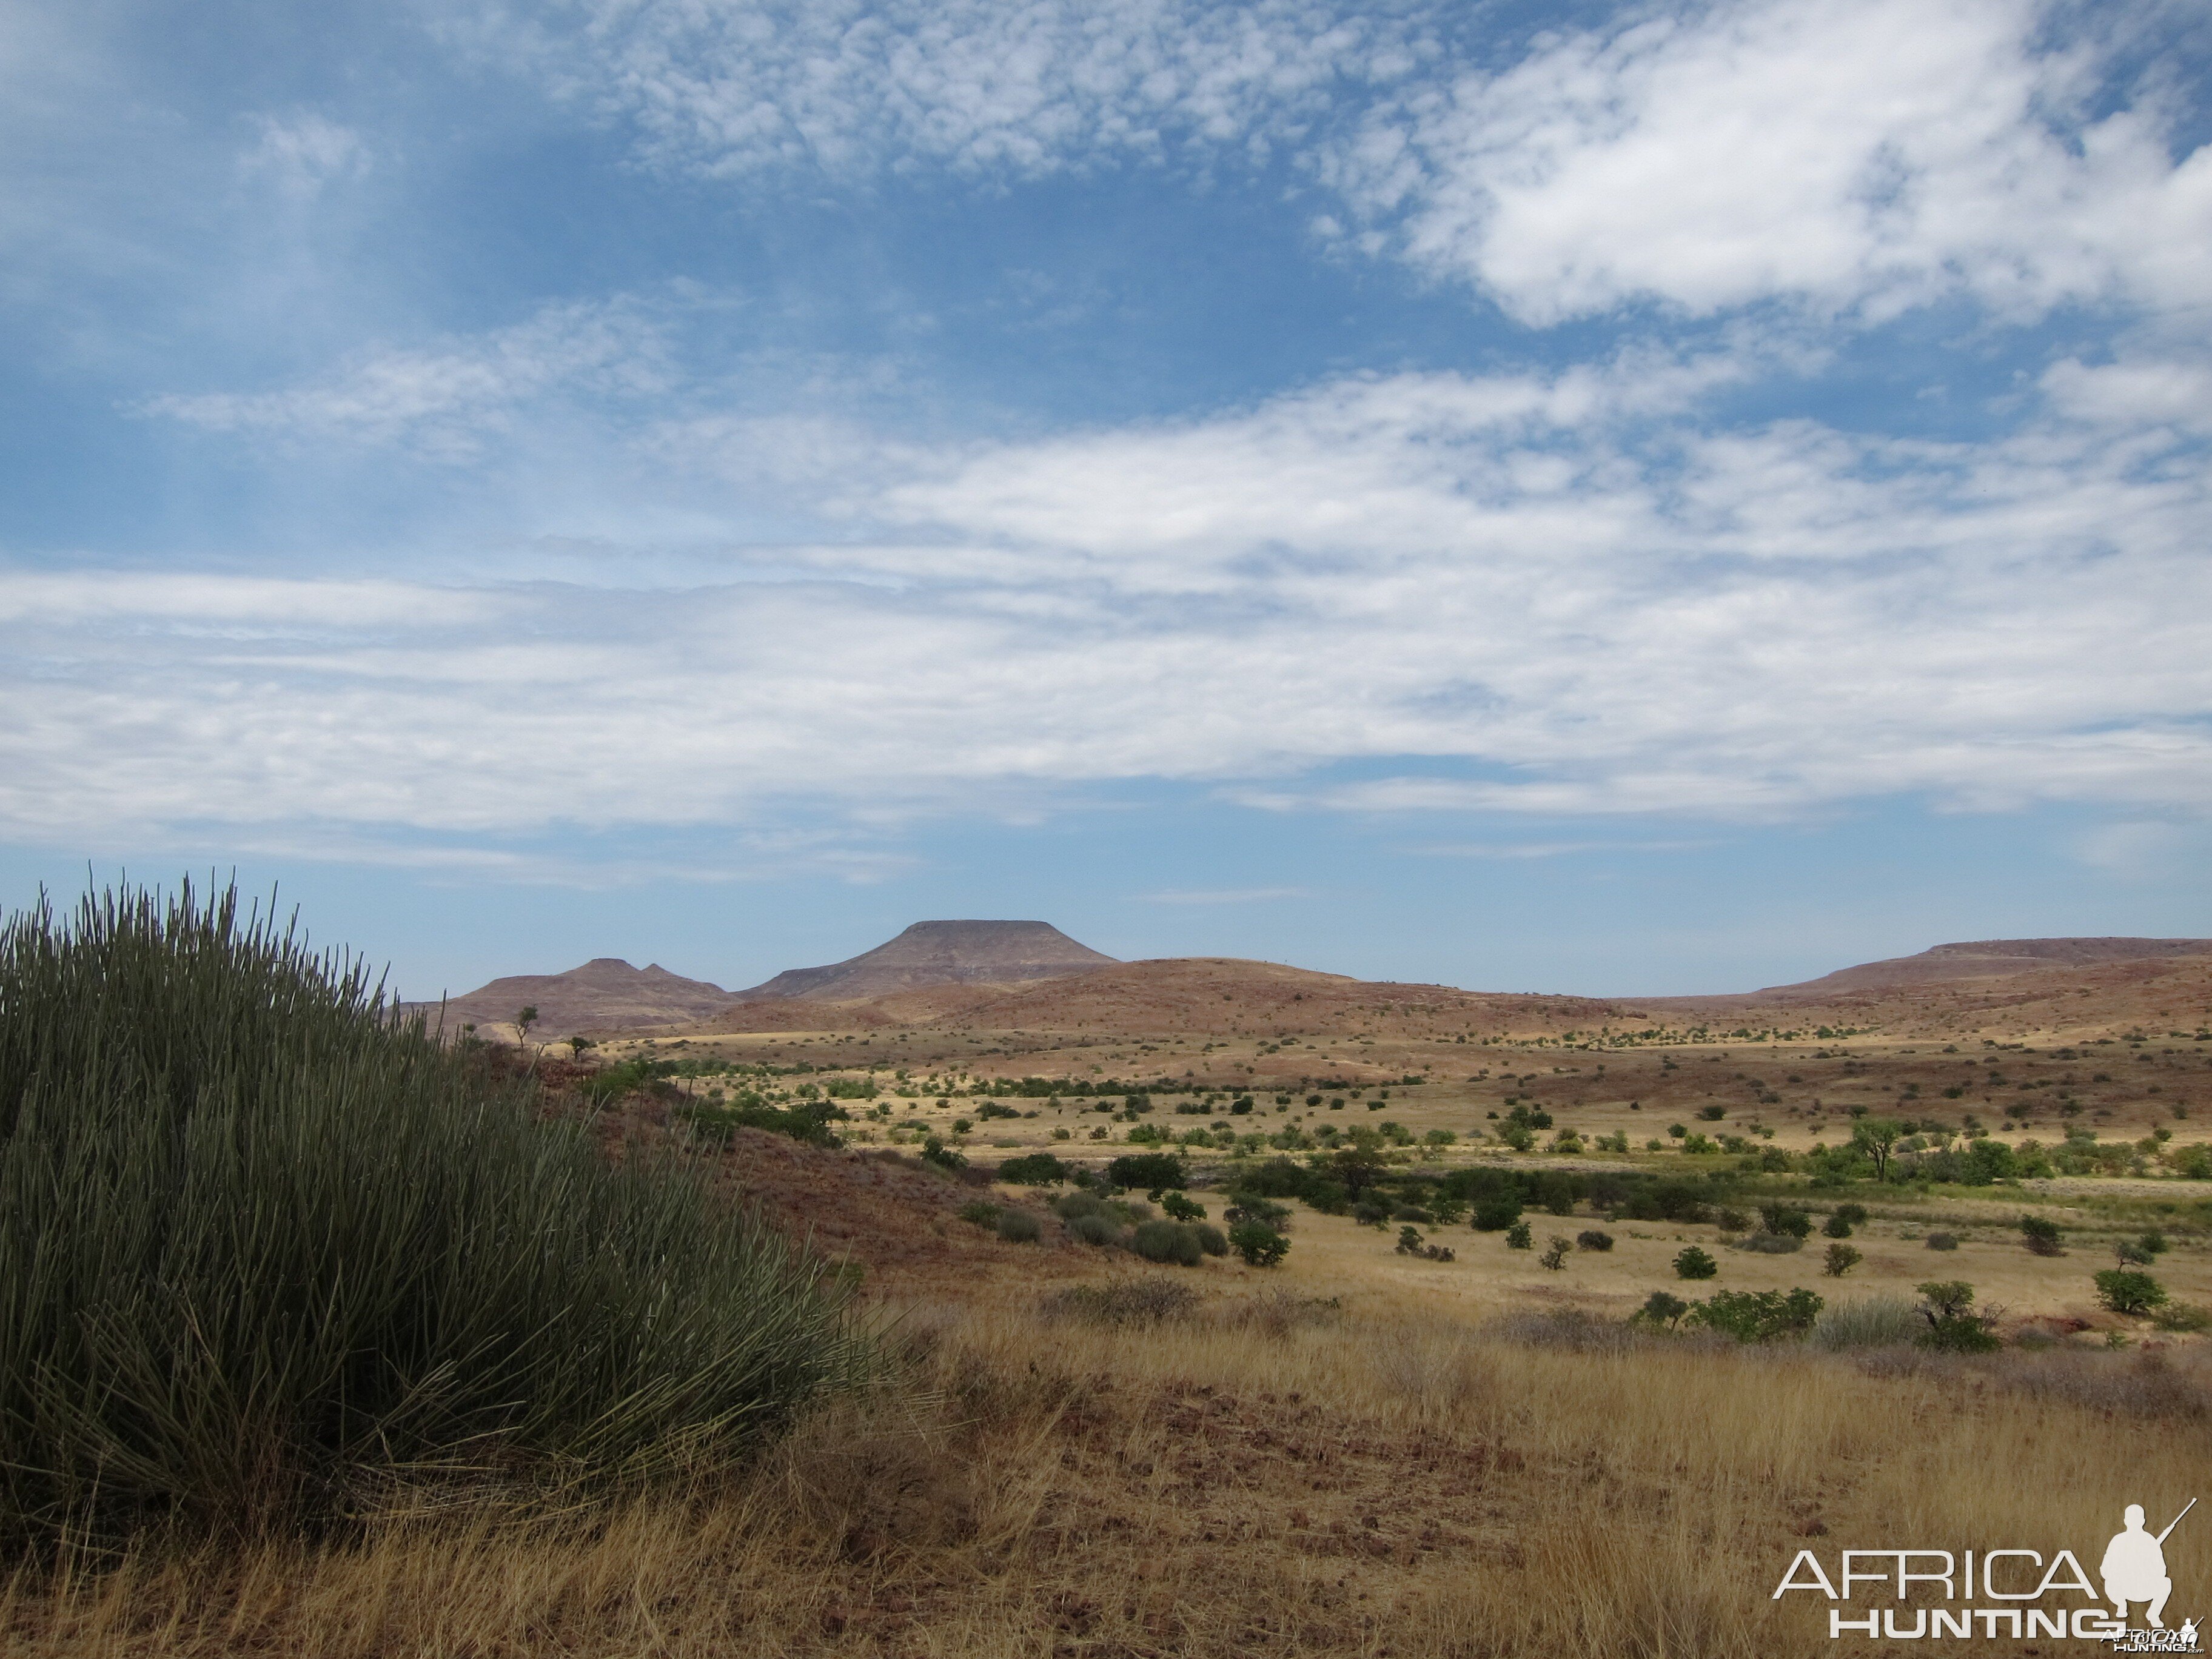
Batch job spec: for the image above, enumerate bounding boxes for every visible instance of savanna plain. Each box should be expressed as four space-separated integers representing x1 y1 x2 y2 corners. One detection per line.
7 893 2212 1658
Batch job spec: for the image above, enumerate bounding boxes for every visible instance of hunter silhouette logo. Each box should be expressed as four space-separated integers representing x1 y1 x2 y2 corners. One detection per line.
1774 1496 2199 1646
2105 1501 2190 1630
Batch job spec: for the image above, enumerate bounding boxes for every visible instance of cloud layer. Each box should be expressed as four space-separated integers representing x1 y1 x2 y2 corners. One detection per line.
12 349 2210 850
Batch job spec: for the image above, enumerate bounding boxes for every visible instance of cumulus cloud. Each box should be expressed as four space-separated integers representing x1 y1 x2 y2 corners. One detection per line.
1319 0 2212 323
9 352 2210 847
136 298 671 459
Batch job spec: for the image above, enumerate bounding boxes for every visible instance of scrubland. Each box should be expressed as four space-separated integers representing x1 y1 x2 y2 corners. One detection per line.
12 1281 2208 1657
8 893 2211 1657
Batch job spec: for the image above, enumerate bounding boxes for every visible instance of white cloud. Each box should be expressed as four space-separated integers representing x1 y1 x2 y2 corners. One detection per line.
136 299 671 459
9 352 2211 847
1319 0 2212 324
466 0 2210 332
241 113 370 199
467 0 1423 179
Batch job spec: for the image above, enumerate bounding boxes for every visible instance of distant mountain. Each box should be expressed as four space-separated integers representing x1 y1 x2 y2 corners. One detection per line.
1724 937 2212 1001
737 920 1116 1001
414 957 736 1036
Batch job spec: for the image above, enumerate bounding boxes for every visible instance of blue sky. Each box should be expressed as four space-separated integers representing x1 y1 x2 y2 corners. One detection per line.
3 0 2210 998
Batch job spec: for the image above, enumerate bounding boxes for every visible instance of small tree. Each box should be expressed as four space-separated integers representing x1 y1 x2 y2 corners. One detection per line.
1822 1212 1854 1239
1638 1290 1689 1327
567 1034 595 1058
515 1005 538 1044
1505 1220 1533 1250
1228 1221 1289 1267
2019 1215 2065 1256
1540 1236 1570 1270
1105 1152 1188 1195
1161 1191 1206 1222
2095 1269 2168 1316
1851 1118 1904 1182
1674 1245 1718 1281
1823 1242 1863 1277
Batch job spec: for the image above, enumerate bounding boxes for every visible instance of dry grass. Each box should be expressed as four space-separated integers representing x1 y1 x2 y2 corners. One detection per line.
9 1279 2208 1659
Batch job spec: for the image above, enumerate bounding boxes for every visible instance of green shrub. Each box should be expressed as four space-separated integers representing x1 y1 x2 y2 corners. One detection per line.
957 1199 1002 1227
1758 1203 1812 1239
2095 1269 2168 1316
1131 1219 1205 1265
1539 1236 1570 1270
1737 1232 1802 1254
677 1093 848 1148
1823 1242 1863 1277
1576 1230 1614 1252
0 882 866 1546
1193 1224 1229 1257
1689 1287 1823 1342
2150 1302 2212 1333
1472 1196 1524 1231
996 1208 1042 1244
1915 1281 2000 1352
1674 1245 1718 1280
996 1153 1070 1185
1505 1221 1533 1250
1228 1221 1290 1267
1925 1231 1959 1251
1832 1202 1869 1227
919 1135 967 1171
1161 1191 1206 1222
2140 1230 2170 1255
2019 1214 2063 1256
1713 1207 1751 1233
1822 1213 1854 1239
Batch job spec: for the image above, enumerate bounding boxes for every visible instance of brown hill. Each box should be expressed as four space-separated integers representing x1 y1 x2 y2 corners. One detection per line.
414 957 737 1038
690 955 1631 1048
1732 937 2212 1000
737 919 1116 1000
1636 938 2212 1041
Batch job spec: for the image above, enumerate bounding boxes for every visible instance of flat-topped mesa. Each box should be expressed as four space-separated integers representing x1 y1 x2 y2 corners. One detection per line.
737 920 1118 1002
1743 937 2212 999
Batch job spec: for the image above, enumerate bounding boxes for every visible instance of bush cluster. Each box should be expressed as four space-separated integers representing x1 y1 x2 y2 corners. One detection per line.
0 882 866 1547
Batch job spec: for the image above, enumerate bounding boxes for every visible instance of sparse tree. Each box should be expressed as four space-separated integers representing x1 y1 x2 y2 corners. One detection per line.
1851 1117 1904 1182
